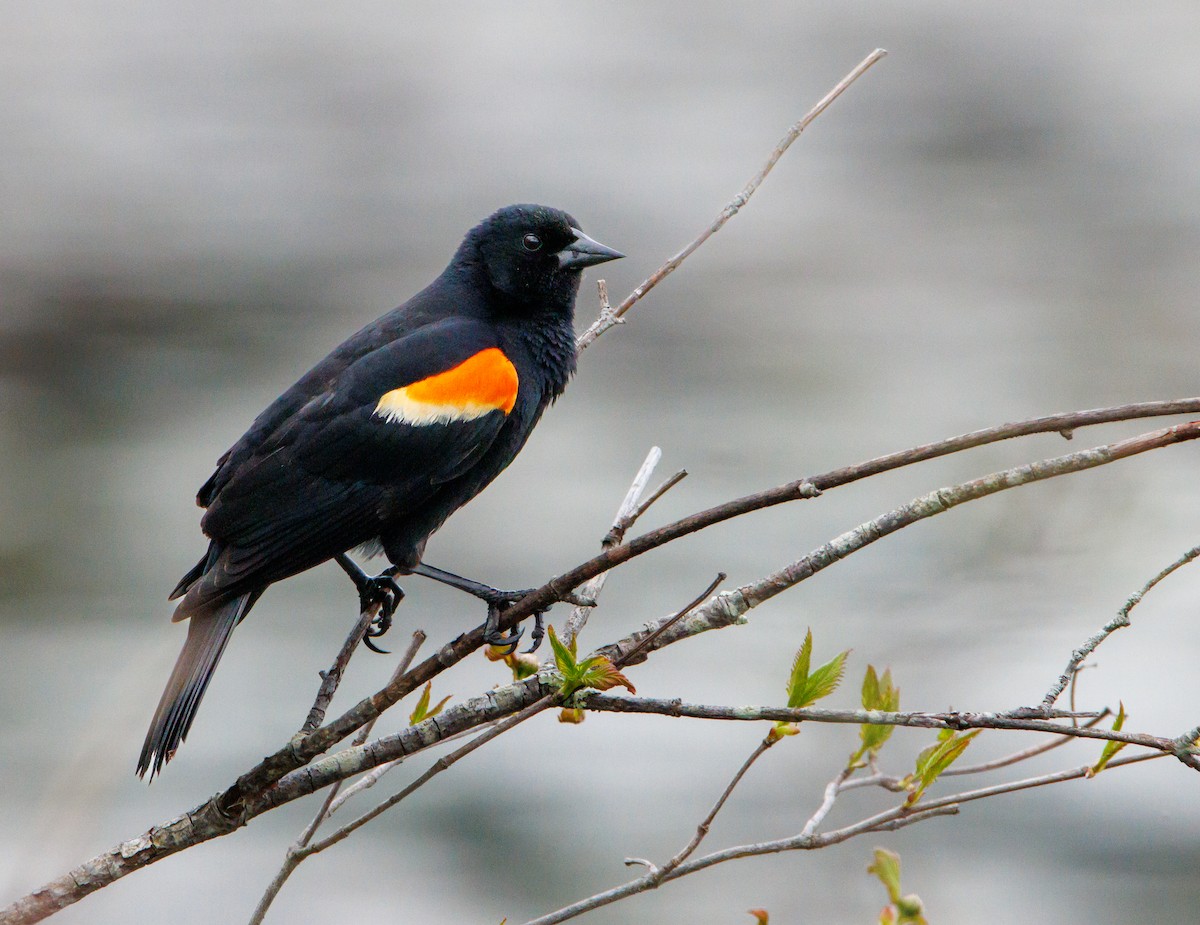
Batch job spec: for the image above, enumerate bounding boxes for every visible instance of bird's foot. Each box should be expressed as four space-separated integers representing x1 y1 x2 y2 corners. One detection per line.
358 572 404 654
482 592 547 656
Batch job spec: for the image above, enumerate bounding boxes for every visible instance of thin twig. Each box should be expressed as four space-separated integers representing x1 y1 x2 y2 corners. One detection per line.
1043 544 1200 708
563 447 663 646
300 603 380 733
295 693 560 859
942 709 1112 776
325 722 485 815
301 632 426 843
635 737 776 882
520 789 951 925
612 573 725 669
249 633 426 925
522 750 1163 925
799 766 855 839
607 470 688 547
575 48 889 350
577 695 1175 753
906 750 1165 815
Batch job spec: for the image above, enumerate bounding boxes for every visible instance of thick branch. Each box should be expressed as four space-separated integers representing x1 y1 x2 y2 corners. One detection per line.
598 420 1200 665
225 402 1200 806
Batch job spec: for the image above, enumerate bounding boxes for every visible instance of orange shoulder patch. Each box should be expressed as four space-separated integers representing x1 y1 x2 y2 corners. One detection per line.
375 347 518 426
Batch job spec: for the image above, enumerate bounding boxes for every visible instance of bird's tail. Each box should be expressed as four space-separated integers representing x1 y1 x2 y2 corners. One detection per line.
137 591 258 779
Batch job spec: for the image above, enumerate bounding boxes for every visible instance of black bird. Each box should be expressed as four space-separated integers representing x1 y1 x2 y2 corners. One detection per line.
138 204 623 778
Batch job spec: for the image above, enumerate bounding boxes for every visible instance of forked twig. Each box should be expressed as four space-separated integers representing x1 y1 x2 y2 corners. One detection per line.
562 447 663 646
250 632 426 925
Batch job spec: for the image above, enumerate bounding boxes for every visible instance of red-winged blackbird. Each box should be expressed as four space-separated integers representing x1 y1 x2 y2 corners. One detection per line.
138 204 623 778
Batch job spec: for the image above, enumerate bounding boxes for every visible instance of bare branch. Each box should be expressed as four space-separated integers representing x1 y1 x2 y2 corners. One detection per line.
611 572 725 669
563 446 662 646
799 767 855 839
618 469 688 539
575 49 889 350
519 782 955 925
300 603 380 733
524 746 1168 925
1043 543 1200 708
577 694 1180 754
219 402 1200 806
909 750 1165 814
295 692 560 859
598 421 1200 666
942 709 1112 776
650 738 776 882
250 632 426 925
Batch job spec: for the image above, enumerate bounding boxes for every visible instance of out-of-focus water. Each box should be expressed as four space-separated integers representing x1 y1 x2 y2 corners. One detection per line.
3 4 1200 923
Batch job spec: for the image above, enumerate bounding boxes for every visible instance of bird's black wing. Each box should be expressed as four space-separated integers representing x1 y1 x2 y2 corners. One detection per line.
195 303 426 508
192 317 519 594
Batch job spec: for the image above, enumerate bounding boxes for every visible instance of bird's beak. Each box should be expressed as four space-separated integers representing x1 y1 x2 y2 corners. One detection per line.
558 229 625 270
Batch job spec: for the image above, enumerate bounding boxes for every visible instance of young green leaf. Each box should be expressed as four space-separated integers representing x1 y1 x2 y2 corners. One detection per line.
868 848 927 925
548 625 636 698
849 666 900 767
785 629 850 709
906 729 980 805
868 848 903 903
788 629 814 702
1088 701 1128 777
774 629 849 741
548 623 579 674
575 655 636 695
408 682 451 726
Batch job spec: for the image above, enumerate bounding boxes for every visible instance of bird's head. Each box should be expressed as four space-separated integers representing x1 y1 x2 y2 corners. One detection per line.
467 203 624 309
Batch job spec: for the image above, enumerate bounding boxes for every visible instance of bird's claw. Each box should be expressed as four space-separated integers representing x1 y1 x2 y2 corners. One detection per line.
522 611 546 654
484 601 525 654
483 605 548 657
363 615 392 654
358 573 404 654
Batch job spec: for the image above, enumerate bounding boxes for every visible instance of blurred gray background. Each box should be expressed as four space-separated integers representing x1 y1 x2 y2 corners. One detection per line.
3 2 1200 922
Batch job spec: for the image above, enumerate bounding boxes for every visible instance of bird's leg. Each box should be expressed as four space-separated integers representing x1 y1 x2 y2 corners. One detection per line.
413 562 545 652
335 554 404 653
410 562 534 605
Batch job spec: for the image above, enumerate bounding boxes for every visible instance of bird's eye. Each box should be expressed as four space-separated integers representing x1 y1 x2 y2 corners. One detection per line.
522 233 542 252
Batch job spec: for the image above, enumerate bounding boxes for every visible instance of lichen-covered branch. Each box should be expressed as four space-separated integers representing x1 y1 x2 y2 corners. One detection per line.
5 416 1199 925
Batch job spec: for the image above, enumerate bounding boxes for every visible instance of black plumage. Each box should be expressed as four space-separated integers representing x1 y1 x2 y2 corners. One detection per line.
138 204 623 778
